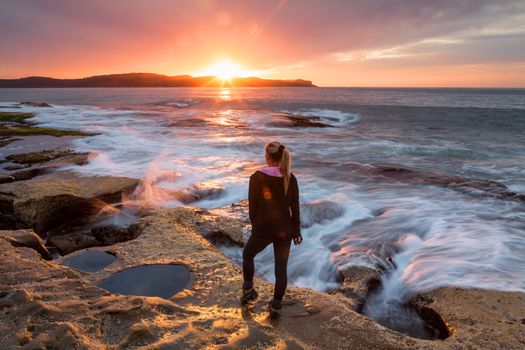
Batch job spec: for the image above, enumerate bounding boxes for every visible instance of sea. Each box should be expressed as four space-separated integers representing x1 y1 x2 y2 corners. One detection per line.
1 87 524 335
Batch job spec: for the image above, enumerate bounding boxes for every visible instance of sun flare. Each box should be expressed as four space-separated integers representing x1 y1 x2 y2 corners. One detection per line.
204 60 247 81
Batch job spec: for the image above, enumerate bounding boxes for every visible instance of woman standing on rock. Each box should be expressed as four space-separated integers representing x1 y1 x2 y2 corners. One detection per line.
241 141 302 318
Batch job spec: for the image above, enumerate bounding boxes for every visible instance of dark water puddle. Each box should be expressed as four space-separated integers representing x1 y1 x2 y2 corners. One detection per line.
98 264 192 299
62 251 116 272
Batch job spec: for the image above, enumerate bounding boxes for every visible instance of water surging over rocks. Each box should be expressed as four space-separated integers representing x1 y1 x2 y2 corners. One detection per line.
1 94 525 348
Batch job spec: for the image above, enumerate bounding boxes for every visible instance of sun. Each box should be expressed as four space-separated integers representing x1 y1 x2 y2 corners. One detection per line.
204 60 247 81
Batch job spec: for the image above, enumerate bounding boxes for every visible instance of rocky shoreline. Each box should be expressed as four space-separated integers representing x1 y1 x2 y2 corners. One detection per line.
2 206 524 349
0 107 524 349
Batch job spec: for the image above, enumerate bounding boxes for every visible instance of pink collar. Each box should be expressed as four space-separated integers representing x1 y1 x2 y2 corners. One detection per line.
259 166 283 177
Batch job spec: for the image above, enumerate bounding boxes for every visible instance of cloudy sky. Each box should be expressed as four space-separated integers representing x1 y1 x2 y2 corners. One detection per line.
1 0 524 86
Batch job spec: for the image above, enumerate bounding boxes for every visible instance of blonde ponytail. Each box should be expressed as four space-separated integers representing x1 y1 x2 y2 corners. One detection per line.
265 141 292 195
280 148 291 195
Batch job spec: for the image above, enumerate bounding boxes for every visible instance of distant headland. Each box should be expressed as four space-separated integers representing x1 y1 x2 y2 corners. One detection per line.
0 73 316 88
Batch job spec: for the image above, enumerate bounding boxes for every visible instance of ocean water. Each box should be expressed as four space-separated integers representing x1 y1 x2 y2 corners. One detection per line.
1 87 524 306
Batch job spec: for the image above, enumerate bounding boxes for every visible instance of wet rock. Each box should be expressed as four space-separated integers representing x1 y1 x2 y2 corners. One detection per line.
7 167 51 181
173 182 225 204
0 111 34 124
345 162 525 202
339 266 381 311
7 152 91 181
0 229 51 260
45 152 90 167
0 111 95 137
0 137 19 148
3 164 30 171
0 173 140 234
5 149 80 164
166 118 208 127
301 201 346 228
268 113 330 128
0 174 15 183
20 102 52 108
284 115 329 128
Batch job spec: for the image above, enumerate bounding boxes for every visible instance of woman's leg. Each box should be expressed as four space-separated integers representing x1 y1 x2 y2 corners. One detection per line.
272 237 292 305
242 235 272 288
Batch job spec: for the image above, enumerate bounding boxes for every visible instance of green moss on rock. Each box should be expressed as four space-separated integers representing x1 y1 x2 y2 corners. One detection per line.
0 125 95 137
0 111 96 137
0 112 35 123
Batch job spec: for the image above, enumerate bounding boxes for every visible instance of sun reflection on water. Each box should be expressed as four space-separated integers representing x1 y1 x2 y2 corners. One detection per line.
220 88 231 100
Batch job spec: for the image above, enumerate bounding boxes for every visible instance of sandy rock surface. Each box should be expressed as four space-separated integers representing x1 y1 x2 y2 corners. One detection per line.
412 287 525 349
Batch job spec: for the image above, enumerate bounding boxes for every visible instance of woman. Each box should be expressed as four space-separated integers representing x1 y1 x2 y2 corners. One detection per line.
241 141 302 318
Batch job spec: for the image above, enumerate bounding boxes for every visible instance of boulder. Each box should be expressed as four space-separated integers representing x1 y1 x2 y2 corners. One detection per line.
0 173 140 234
0 229 51 260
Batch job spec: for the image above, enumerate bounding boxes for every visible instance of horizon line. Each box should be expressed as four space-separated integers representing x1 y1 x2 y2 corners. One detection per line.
0 72 523 89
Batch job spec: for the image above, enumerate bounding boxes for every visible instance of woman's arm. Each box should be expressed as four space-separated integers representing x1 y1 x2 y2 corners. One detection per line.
248 174 258 224
289 175 301 238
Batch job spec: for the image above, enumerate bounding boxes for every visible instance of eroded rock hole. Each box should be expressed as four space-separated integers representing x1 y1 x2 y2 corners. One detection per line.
97 264 193 299
361 282 450 340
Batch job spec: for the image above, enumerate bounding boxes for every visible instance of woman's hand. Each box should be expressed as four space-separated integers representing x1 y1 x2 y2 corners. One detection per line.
293 235 303 245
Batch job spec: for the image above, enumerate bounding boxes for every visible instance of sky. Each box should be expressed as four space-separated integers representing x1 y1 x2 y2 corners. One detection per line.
1 0 524 87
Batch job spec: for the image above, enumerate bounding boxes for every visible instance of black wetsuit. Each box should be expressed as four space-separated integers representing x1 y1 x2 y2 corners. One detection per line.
242 170 300 302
